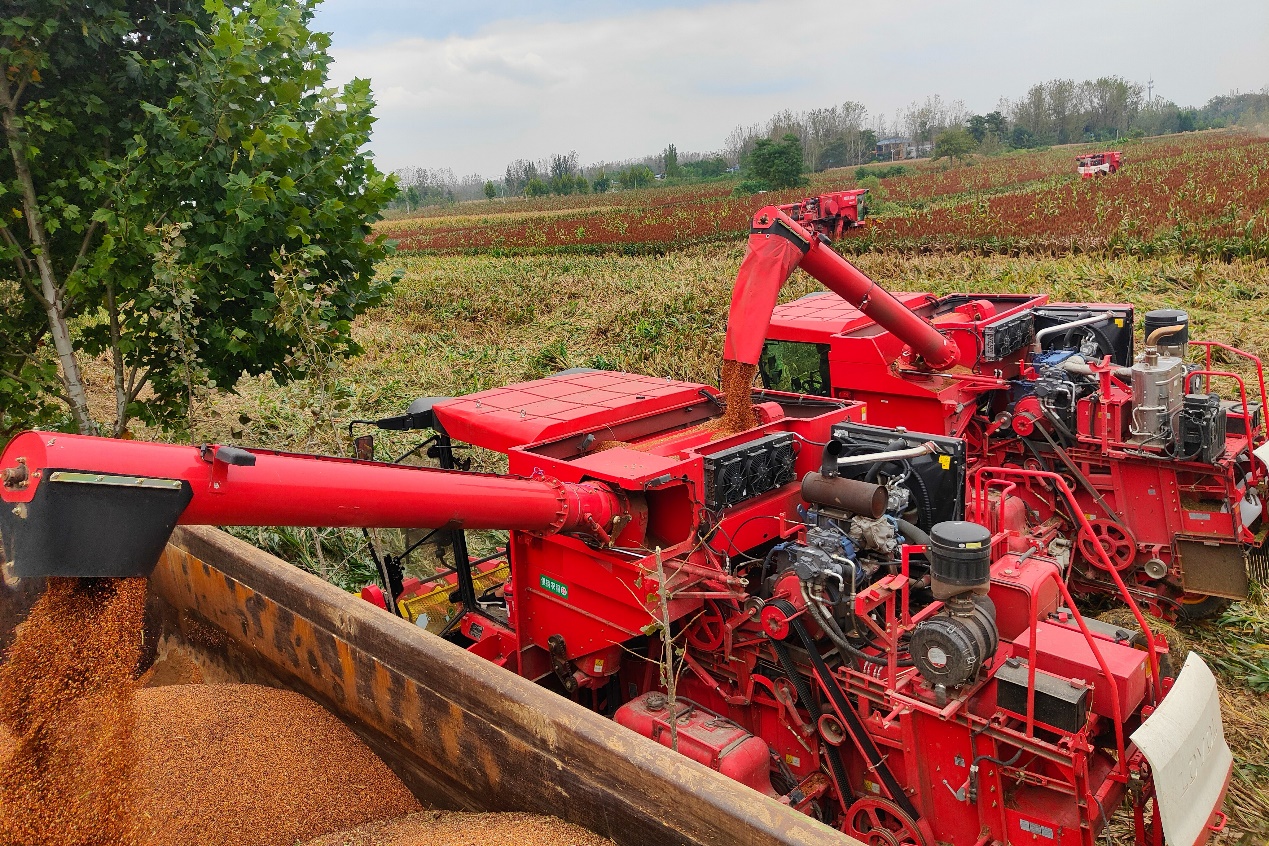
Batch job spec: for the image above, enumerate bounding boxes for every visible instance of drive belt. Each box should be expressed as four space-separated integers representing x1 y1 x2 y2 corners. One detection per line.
771 598 921 822
770 638 851 805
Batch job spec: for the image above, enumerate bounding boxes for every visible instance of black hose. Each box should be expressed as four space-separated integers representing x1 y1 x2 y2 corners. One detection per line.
896 518 930 547
803 581 915 667
903 463 936 532
1059 322 1118 362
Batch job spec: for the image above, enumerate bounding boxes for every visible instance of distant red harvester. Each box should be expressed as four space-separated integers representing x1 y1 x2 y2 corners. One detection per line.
1076 151 1123 178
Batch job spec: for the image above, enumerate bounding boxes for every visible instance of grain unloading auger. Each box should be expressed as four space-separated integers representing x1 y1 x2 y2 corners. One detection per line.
0 367 1233 845
0 432 629 580
732 202 1269 621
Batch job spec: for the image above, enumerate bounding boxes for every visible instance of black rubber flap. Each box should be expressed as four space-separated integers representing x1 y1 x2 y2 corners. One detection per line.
2 470 193 579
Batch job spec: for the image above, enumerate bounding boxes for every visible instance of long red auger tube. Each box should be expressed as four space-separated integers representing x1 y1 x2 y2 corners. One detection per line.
0 431 629 579
723 207 962 371
0 431 626 534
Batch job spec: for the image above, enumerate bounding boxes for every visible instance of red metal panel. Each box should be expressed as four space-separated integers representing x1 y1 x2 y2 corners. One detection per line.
434 371 708 452
1012 620 1148 722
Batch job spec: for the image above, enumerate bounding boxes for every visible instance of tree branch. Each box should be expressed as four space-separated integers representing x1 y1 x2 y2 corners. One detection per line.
68 220 102 280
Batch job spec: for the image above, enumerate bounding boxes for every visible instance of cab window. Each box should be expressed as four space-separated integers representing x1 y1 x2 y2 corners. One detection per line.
759 341 831 396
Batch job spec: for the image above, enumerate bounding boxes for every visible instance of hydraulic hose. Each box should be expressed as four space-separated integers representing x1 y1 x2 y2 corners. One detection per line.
896 518 931 547
800 581 915 667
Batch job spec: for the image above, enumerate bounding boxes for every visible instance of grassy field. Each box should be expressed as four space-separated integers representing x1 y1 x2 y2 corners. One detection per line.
121 133 1269 841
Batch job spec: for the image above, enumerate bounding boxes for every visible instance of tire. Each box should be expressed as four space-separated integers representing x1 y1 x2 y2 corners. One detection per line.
1176 594 1231 621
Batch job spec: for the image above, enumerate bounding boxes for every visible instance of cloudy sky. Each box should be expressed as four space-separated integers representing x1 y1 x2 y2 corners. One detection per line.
313 0 1269 178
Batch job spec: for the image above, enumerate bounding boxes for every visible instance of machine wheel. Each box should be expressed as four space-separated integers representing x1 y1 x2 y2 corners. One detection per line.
685 600 727 651
1177 594 1231 621
1077 519 1136 571
841 797 927 846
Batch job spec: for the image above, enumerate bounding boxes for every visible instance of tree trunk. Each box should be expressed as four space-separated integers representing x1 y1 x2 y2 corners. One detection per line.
0 80 96 434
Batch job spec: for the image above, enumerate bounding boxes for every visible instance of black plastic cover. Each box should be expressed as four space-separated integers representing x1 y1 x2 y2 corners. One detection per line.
996 659 1090 733
830 422 966 527
929 520 992 587
1 470 193 579
1033 306 1134 366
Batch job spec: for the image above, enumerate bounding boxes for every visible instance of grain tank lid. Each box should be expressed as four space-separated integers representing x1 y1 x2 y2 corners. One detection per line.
767 291 932 341
433 370 709 453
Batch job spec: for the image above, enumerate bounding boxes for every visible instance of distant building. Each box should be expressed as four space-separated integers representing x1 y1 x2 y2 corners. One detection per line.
875 137 934 161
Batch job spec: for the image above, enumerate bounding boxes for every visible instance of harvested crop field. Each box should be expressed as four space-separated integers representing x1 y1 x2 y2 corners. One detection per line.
382 131 1269 259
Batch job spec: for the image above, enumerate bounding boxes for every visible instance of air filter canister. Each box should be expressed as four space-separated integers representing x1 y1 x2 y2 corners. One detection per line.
928 520 992 600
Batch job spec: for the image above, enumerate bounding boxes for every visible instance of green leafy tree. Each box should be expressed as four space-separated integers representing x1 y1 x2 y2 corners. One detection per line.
663 143 682 178
484 180 497 200
681 156 727 178
591 169 611 193
549 173 575 195
0 0 395 438
748 134 805 189
525 177 550 196
573 175 589 194
933 127 975 164
618 165 654 189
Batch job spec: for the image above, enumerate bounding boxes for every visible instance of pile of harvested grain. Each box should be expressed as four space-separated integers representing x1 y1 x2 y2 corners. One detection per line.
302 810 616 846
131 683 421 846
0 577 148 846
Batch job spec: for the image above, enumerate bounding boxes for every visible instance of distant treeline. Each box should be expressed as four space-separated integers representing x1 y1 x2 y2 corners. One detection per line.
388 79 1269 209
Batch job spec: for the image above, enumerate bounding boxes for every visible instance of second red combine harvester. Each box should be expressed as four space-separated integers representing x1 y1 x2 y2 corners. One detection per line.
0 223 1235 846
745 200 1267 621
1076 151 1123 177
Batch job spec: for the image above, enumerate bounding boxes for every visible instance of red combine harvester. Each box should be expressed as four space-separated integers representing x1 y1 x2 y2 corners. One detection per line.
1076 151 1122 178
746 202 1267 621
777 188 869 238
0 249 1233 842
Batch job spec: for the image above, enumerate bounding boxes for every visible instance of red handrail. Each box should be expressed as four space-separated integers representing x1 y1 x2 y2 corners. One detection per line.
1190 340 1268 446
969 466 1162 700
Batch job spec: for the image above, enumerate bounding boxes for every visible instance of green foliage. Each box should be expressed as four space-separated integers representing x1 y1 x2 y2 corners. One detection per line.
1010 125 1039 149
548 173 575 195
856 175 884 198
966 112 1008 143
0 0 395 436
748 134 805 190
484 180 497 200
731 179 770 196
933 127 976 163
618 165 655 189
855 164 908 180
591 169 611 193
663 143 682 178
525 177 550 196
681 157 728 179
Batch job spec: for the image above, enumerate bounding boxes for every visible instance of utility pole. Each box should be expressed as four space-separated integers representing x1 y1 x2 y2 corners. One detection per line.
1147 76 1154 105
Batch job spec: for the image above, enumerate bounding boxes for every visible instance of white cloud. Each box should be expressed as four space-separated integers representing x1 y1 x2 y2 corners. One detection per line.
327 0 1269 175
